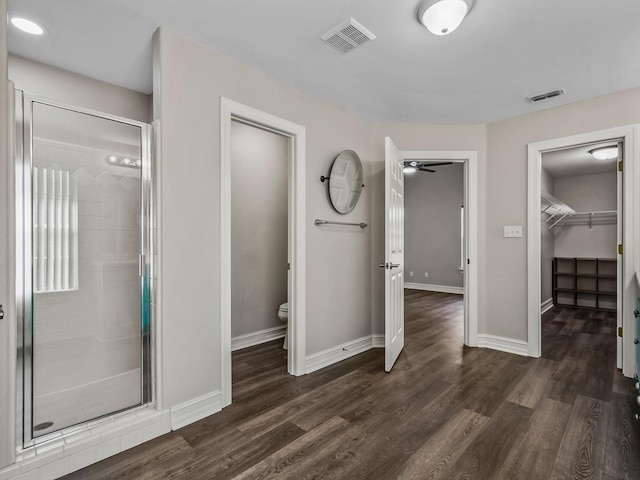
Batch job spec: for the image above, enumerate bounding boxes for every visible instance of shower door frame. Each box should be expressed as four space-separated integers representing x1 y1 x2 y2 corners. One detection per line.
15 91 154 449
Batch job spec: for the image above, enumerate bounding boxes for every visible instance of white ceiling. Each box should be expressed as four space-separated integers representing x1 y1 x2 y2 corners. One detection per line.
542 142 619 178
7 0 640 124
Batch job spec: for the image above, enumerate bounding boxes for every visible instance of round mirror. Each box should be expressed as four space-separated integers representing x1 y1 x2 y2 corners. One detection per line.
327 150 364 214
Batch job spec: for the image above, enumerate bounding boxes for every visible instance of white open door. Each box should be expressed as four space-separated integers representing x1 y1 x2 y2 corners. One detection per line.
384 137 405 372
616 140 623 369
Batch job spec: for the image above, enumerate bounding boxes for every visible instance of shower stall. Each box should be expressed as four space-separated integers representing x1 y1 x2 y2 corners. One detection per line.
14 92 153 448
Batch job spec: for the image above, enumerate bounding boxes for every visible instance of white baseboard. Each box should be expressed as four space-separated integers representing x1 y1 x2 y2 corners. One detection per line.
477 334 528 357
306 335 382 374
404 282 464 295
170 390 222 430
231 325 286 351
541 298 554 315
372 334 385 348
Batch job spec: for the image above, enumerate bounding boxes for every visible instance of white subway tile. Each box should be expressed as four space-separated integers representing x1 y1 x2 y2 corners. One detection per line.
67 447 97 473
0 464 21 480
95 437 121 462
20 448 64 473
142 422 164 442
63 430 101 456
38 457 69 480
120 429 143 451
11 469 40 480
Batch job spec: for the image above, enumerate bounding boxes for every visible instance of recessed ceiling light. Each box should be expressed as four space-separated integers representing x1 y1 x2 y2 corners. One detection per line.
10 17 46 36
589 146 618 161
418 0 473 36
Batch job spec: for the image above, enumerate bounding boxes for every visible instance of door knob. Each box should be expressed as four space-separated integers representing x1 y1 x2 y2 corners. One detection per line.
389 263 400 269
634 309 640 318
379 262 388 269
0 304 3 320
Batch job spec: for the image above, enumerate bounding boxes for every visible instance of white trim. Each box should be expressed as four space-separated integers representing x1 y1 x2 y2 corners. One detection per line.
170 391 222 430
404 282 464 295
527 125 640 377
541 297 554 315
372 334 385 348
306 336 380 374
231 326 286 352
220 98 306 409
0 407 171 480
401 150 479 348
477 334 529 357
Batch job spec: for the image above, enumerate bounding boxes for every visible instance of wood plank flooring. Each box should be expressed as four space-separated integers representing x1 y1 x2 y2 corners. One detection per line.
62 291 640 479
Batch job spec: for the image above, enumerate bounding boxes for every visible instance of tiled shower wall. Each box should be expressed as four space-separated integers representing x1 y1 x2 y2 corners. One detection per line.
32 140 141 406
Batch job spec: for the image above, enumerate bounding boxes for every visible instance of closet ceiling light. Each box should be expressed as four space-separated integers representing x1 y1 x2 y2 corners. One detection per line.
418 0 473 36
11 17 46 36
589 146 618 161
403 166 417 174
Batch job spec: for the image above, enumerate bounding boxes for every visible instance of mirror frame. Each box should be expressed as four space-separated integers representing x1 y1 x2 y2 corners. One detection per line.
323 150 364 215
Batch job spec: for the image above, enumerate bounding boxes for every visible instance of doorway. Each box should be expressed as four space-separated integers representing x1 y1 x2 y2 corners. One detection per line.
383 138 479 372
527 125 640 378
220 99 306 407
229 120 289 375
14 92 153 448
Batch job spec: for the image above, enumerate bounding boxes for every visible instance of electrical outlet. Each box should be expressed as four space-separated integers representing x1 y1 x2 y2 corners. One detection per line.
504 226 523 238
424 272 429 278
409 271 413 277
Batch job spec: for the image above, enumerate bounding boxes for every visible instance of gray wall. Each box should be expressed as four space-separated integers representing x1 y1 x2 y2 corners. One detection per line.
231 121 288 338
540 168 555 303
405 163 464 288
553 172 617 258
0 0 12 469
486 89 640 342
153 27 373 408
9 55 151 123
369 124 487 336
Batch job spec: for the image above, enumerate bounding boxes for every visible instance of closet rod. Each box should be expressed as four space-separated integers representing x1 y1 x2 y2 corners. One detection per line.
314 219 368 229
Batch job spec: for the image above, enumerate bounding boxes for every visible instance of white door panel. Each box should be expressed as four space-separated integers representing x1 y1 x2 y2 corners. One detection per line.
384 137 405 372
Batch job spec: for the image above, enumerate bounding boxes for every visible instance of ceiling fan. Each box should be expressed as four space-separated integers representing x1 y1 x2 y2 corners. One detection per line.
403 161 453 173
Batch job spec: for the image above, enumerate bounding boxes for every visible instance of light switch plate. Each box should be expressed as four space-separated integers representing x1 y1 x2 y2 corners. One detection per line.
504 226 523 238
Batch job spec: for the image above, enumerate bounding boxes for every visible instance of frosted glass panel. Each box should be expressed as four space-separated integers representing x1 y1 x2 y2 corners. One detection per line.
31 103 143 437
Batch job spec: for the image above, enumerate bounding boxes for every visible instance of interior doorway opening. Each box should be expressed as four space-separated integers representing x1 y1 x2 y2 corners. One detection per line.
539 139 622 366
383 139 479 373
220 99 307 407
229 119 290 383
403 159 466 344
527 125 640 378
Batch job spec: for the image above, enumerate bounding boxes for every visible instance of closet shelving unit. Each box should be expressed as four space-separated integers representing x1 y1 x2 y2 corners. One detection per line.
541 190 616 230
552 257 617 312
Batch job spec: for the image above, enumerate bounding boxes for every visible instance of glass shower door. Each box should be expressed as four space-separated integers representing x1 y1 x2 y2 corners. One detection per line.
17 96 151 444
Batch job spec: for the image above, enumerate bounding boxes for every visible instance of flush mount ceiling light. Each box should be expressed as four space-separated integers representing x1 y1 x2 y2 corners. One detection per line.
589 146 618 161
418 0 474 36
10 17 47 36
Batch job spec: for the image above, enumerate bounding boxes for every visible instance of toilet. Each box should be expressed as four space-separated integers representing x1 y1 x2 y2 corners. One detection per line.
278 302 288 350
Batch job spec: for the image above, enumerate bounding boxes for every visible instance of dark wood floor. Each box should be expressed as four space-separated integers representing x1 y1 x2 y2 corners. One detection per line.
63 290 640 479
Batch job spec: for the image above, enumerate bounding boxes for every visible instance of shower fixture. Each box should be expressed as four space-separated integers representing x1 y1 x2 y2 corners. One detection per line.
105 154 141 168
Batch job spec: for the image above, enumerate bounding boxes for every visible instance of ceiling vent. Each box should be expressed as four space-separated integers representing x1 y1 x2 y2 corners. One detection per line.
321 18 376 54
528 88 566 103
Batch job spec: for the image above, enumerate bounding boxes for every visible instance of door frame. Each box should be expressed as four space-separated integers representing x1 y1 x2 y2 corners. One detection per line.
14 91 154 448
527 125 640 378
220 98 306 408
400 149 479 347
